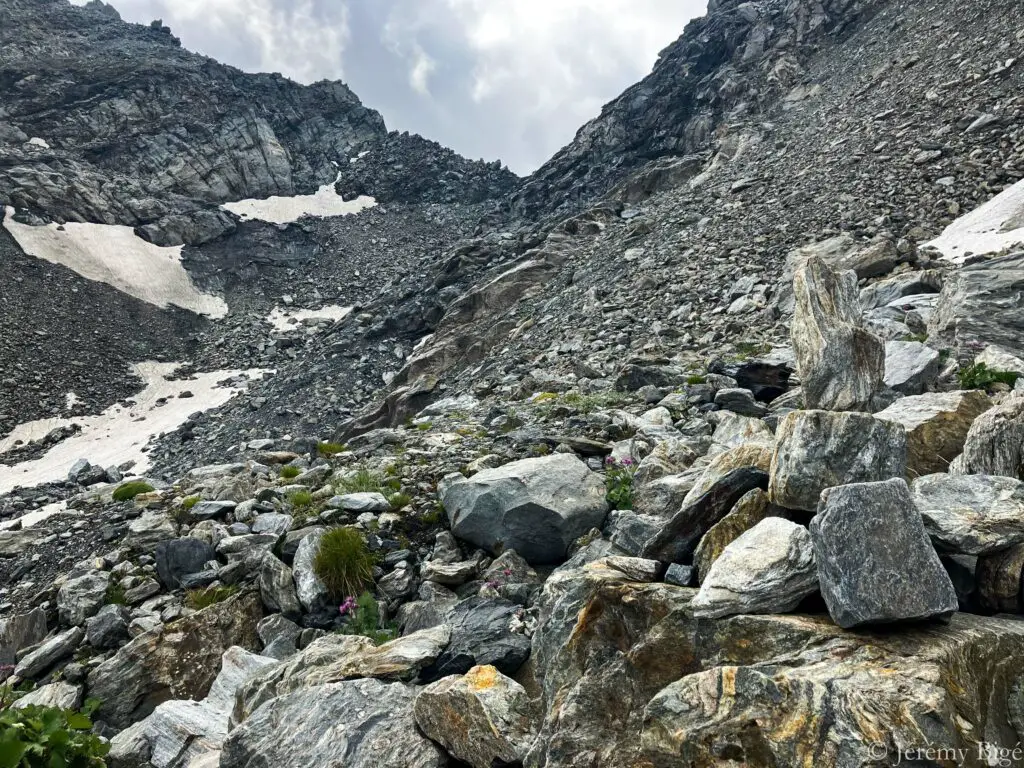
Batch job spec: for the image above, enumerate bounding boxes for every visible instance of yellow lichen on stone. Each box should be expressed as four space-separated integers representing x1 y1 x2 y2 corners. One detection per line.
467 664 499 691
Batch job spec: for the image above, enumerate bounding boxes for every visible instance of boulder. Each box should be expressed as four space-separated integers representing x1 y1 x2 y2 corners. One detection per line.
86 604 131 650
977 544 1024 613
414 665 536 768
692 488 775 584
155 538 216 590
441 454 609 564
87 593 262 728
769 410 907 511
327 492 390 513
257 614 302 660
125 511 177 551
876 390 991 477
14 627 84 679
422 559 478 586
420 597 531 683
108 647 275 768
258 552 302 619
912 473 1024 555
189 500 236 521
811 479 958 628
951 395 1024 480
251 513 293 536
0 608 47 664
234 627 452 722
642 467 769 564
883 340 941 394
0 528 46 557
791 256 884 411
292 528 330 611
692 518 818 619
11 682 82 710
222 679 446 768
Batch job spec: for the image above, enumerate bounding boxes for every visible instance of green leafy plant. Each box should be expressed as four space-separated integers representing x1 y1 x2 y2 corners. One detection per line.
339 591 395 645
112 481 154 502
317 442 347 456
280 465 301 480
104 581 127 606
288 489 313 509
421 502 443 526
605 457 636 511
957 362 1020 391
314 528 375 600
185 585 239 610
0 701 108 767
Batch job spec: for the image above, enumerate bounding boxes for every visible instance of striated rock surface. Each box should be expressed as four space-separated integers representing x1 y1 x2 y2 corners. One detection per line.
951 395 1024 480
913 473 1024 555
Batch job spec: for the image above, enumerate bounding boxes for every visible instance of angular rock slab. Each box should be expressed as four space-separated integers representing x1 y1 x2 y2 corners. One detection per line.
14 627 83 679
87 593 262 728
811 479 957 628
221 679 446 768
642 467 769 564
0 607 47 664
913 473 1024 555
769 410 907 511
791 255 884 411
57 569 110 627
155 538 216 590
414 665 536 768
291 528 330 611
876 389 991 477
693 488 774 584
692 517 818 619
884 340 941 395
951 395 1024 480
528 562 1024 768
442 453 609 563
420 597 531 683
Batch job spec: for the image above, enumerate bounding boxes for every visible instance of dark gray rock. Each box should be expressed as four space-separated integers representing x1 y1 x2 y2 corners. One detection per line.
14 627 84 679
57 570 110 627
442 454 609 564
420 597 531 683
884 341 941 395
0 608 47 665
155 538 216 590
913 473 1024 555
811 478 958 628
85 604 131 650
259 552 302 620
769 410 907 511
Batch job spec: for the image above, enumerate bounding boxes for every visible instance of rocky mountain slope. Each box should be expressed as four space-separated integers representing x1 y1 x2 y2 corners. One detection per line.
3 0 1024 766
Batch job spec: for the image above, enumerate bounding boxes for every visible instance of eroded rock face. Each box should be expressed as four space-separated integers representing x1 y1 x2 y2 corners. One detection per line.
87 593 262 728
526 560 1024 768
951 395 1024 480
913 473 1024 555
791 256 884 411
769 410 907 511
221 679 446 768
811 479 958 629
414 665 536 768
442 454 609 564
0 607 47 664
876 390 992 477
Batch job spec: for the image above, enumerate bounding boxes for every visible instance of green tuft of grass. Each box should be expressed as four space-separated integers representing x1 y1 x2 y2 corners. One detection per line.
421 502 444 526
685 374 707 385
314 528 375 601
289 489 313 509
112 481 155 502
335 468 385 495
388 492 412 511
185 585 239 610
902 333 929 343
105 581 127 606
957 362 1020 391
182 495 200 510
318 441 347 456
280 465 301 479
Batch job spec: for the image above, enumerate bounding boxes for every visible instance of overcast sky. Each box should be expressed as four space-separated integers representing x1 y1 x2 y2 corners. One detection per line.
76 0 707 175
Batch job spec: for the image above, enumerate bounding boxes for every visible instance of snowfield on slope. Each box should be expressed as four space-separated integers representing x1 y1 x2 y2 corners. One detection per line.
2 206 228 317
220 174 376 224
924 178 1024 263
265 304 353 332
0 362 269 495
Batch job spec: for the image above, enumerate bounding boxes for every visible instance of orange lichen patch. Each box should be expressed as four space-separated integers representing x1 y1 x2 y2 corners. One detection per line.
467 664 500 691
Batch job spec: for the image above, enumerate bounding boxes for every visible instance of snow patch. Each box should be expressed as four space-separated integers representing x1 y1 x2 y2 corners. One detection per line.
2 207 227 318
924 179 1024 264
266 305 353 332
65 392 82 410
0 362 270 495
0 501 74 531
220 174 376 225
27 137 50 149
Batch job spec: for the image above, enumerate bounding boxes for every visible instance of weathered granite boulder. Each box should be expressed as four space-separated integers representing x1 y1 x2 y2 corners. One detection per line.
222 679 446 768
769 410 907 511
913 473 1024 555
87 593 262 728
883 340 941 394
258 552 302 620
11 682 82 710
692 488 774 583
692 518 818 619
414 665 536 768
811 479 958 628
951 395 1024 480
57 568 110 627
442 454 609 563
876 390 991 477
791 256 884 411
291 529 330 611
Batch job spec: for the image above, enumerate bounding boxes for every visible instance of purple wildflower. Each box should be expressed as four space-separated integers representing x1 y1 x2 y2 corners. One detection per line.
339 596 357 616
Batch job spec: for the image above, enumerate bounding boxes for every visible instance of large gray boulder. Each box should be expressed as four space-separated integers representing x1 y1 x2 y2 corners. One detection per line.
155 538 216 590
0 608 47 665
883 340 941 395
414 665 536 768
811 479 958 629
441 454 609 564
912 473 1024 555
14 627 84 679
259 552 302 619
692 517 818 619
951 395 1024 480
420 597 531 683
292 529 330 611
769 410 907 511
791 256 884 411
221 679 446 768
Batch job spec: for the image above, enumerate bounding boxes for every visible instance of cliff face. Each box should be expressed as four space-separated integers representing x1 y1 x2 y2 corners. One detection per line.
0 0 386 242
512 0 885 219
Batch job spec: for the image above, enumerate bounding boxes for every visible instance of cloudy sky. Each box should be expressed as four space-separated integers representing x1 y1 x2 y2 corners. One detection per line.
78 0 707 175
